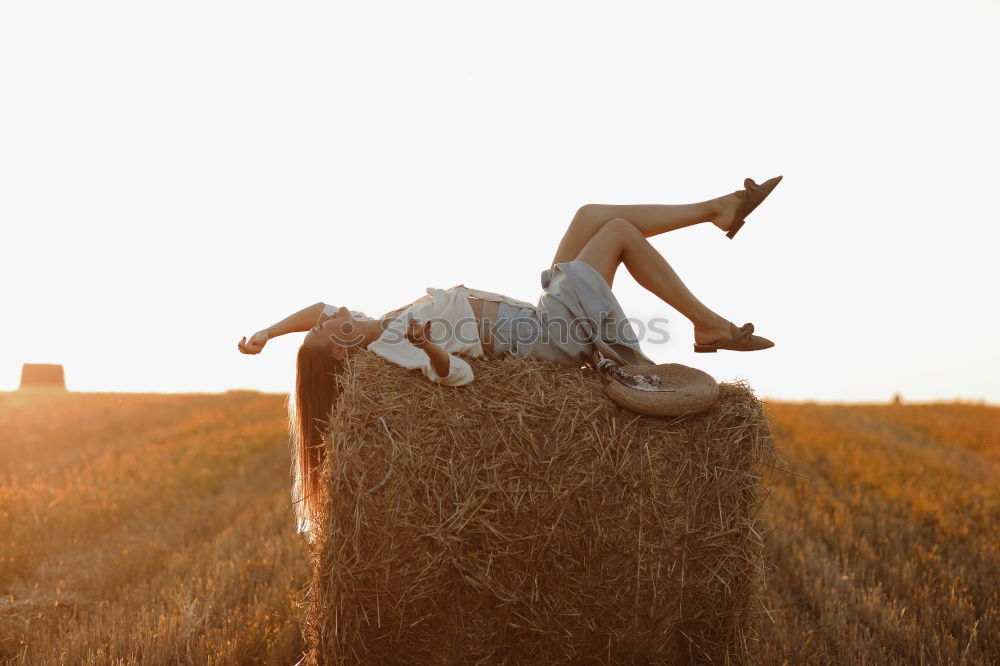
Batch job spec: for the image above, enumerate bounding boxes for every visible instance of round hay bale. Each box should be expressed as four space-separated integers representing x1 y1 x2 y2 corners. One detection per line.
18 363 66 390
604 363 719 417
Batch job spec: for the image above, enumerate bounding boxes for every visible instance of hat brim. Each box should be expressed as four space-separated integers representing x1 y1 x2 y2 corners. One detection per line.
605 363 719 417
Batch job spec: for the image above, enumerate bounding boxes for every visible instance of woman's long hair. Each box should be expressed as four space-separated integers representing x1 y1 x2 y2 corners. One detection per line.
285 298 429 541
286 342 344 542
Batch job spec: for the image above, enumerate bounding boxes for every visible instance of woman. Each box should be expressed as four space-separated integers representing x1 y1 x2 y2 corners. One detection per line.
238 176 781 538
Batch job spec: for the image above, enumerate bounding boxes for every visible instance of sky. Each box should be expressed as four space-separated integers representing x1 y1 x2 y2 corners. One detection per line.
2 0 998 402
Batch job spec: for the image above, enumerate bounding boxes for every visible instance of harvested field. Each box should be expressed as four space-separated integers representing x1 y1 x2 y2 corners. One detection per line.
0 390 307 664
1 381 996 664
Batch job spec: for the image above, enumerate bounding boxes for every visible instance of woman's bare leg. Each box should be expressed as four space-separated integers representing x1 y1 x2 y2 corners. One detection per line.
574 217 734 344
549 193 742 269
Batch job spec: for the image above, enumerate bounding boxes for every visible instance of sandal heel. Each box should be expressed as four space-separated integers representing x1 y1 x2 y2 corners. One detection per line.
725 218 745 240
693 344 718 353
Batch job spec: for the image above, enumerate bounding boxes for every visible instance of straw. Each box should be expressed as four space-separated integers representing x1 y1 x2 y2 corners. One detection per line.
303 352 777 665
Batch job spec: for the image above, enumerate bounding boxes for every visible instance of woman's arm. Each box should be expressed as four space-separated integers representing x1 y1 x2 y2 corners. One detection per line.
265 302 326 338
420 341 451 377
367 317 473 386
406 319 450 377
238 302 326 354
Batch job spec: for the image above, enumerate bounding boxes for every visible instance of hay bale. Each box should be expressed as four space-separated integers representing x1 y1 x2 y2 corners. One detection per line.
304 352 777 665
18 363 66 390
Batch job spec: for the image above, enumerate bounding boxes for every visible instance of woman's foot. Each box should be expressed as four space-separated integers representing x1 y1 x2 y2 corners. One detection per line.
693 319 774 352
711 176 784 239
709 191 744 233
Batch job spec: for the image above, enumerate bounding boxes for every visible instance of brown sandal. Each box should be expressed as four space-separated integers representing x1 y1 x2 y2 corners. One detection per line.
693 322 775 353
726 175 783 239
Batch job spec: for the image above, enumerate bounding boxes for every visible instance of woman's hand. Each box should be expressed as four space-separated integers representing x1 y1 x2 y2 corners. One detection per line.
406 319 450 377
238 329 270 355
405 319 433 349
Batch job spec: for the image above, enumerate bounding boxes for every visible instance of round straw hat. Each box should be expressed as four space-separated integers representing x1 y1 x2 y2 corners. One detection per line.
604 362 719 417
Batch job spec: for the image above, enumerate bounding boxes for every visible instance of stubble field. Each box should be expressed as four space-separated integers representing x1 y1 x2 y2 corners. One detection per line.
1 390 996 664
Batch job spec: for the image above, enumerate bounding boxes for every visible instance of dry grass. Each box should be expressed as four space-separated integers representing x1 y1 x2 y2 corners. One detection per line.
759 401 999 665
304 353 776 665
0 389 307 665
1 383 996 664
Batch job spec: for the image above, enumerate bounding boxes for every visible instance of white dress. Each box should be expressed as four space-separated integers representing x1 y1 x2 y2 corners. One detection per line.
322 286 535 386
322 259 654 386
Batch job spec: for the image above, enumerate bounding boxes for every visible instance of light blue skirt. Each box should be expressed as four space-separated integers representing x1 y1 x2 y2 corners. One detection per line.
491 260 655 367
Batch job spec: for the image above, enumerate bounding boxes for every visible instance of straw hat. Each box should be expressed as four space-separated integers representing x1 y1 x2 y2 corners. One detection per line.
603 362 719 417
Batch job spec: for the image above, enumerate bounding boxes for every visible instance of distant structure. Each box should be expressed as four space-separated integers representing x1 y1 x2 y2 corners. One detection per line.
892 392 903 405
19 363 66 390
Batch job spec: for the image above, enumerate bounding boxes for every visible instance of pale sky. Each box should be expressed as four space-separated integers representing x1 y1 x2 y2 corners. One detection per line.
2 0 998 402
